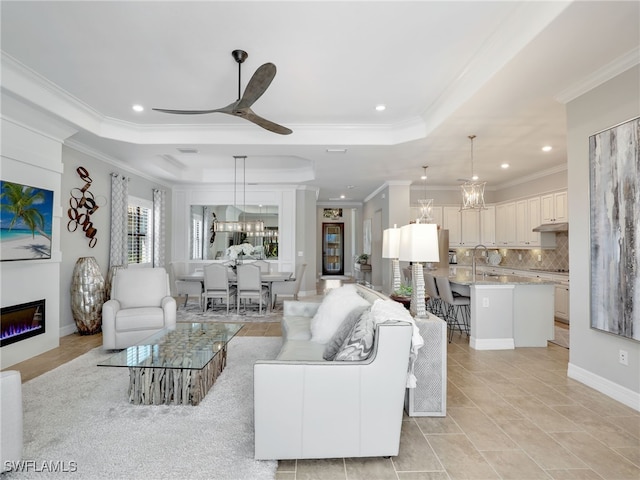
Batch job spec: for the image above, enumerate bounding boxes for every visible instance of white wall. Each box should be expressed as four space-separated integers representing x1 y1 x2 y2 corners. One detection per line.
1 118 68 367
59 146 172 336
566 65 639 410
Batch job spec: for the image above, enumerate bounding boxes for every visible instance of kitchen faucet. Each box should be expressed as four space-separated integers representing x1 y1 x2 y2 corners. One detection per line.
471 244 489 278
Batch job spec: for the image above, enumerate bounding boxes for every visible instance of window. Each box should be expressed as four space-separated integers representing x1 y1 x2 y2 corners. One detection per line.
128 197 153 266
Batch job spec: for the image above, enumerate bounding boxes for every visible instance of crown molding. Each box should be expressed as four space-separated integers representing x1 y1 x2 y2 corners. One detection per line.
554 46 640 104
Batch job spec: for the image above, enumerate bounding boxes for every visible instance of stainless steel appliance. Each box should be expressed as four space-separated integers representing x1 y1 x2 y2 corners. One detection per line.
448 250 457 264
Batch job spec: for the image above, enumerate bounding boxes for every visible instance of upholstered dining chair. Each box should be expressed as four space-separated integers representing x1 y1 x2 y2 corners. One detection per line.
271 263 307 309
435 276 470 343
252 260 270 273
202 263 237 314
424 273 443 317
236 263 270 314
169 261 203 308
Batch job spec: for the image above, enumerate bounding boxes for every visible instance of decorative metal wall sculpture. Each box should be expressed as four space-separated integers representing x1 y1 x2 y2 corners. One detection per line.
67 166 100 248
589 116 639 342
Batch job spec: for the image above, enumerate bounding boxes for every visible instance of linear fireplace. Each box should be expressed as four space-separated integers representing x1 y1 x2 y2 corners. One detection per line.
1 299 46 347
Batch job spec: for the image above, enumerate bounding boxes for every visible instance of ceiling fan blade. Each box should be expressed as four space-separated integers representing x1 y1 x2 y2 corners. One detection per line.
152 108 224 115
242 109 292 135
237 63 276 109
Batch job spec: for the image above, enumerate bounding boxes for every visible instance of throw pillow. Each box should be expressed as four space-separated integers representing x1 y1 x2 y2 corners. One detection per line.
310 285 370 344
334 309 376 361
322 305 370 360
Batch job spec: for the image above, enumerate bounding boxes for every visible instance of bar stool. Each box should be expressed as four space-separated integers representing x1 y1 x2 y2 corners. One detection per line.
424 273 443 317
435 276 470 343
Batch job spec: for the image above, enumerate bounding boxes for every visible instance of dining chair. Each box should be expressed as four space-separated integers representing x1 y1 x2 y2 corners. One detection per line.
202 263 237 314
236 264 270 314
435 276 470 343
252 260 270 273
271 263 307 309
170 261 203 308
424 273 443 317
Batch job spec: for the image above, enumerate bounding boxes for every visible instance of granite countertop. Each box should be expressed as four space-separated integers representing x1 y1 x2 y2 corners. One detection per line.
426 267 557 286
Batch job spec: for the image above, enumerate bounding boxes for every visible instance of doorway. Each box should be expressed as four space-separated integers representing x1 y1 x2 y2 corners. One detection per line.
322 223 344 275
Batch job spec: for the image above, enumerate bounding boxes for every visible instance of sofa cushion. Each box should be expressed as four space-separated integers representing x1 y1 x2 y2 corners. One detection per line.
276 340 326 361
335 309 376 361
310 285 370 344
115 307 165 331
282 316 312 341
322 305 369 361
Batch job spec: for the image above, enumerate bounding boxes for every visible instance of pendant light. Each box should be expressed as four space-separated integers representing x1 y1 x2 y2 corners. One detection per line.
460 135 486 210
214 156 265 234
418 165 434 222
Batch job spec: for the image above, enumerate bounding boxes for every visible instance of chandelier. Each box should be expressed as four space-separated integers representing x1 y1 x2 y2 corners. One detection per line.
418 165 434 222
460 135 486 210
214 156 265 234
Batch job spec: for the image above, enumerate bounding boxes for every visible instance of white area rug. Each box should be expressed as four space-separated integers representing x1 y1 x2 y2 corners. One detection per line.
7 337 282 480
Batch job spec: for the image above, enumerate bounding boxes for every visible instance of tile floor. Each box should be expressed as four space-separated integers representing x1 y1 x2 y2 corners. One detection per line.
4 281 639 480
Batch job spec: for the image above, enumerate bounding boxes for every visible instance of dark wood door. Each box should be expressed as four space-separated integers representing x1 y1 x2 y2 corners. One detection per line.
322 223 344 275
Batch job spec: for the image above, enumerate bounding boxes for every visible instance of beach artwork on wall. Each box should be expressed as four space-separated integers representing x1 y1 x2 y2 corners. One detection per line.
589 116 639 342
0 180 54 261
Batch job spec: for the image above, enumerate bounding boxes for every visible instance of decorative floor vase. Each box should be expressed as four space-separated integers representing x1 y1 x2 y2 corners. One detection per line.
71 256 105 335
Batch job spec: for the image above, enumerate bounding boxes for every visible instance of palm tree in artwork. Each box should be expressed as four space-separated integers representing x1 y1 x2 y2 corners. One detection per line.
0 182 51 241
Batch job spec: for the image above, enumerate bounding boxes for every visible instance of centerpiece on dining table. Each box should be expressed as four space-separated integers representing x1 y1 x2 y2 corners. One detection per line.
226 242 259 268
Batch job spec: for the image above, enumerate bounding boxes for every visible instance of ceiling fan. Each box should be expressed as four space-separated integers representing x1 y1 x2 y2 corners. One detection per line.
153 50 292 135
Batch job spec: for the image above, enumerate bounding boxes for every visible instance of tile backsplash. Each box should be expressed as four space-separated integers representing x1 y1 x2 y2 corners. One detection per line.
454 232 569 271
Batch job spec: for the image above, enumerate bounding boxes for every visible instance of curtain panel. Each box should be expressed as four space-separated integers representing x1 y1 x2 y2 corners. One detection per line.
153 188 166 268
109 173 129 269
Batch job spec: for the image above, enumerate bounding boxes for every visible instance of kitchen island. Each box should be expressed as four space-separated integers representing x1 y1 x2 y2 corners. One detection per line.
432 267 556 350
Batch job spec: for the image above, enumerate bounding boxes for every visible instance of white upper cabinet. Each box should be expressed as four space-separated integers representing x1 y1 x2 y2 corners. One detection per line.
516 197 541 246
495 202 516 246
460 209 480 246
443 206 462 246
541 191 567 223
480 206 496 246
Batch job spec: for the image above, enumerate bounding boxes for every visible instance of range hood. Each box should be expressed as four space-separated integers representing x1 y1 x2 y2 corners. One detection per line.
532 222 569 233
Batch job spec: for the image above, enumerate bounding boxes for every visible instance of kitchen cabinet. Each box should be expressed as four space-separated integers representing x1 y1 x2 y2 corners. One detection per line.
555 283 569 323
443 206 461 246
495 202 516 246
460 209 480 246
516 197 543 247
480 206 496 246
541 191 567 223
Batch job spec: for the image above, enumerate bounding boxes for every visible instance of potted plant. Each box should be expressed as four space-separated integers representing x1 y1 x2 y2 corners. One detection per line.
355 253 369 265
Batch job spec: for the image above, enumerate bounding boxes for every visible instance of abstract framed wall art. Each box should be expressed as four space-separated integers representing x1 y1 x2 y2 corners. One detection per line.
0 181 54 261
589 116 639 342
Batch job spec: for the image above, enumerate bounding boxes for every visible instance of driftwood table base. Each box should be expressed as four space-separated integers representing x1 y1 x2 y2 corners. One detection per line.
127 345 228 406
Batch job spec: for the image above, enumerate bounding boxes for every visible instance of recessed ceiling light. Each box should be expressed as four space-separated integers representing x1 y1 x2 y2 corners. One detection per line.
471 174 479 181
326 148 347 153
340 194 346 199
542 145 552 152
346 185 355 189
501 163 510 169
375 104 386 112
132 104 144 112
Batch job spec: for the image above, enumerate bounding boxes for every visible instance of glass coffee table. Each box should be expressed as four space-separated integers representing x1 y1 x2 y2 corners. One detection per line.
98 322 243 406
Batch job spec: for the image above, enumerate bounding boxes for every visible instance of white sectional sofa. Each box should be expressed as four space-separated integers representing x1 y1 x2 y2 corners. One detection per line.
254 284 416 460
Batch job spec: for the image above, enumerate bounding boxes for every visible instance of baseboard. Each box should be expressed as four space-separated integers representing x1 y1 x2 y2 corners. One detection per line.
59 323 77 337
567 362 640 412
470 336 515 350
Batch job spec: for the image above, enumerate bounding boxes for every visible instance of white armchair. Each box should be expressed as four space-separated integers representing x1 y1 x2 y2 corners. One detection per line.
1 371 22 472
271 263 306 309
102 267 177 349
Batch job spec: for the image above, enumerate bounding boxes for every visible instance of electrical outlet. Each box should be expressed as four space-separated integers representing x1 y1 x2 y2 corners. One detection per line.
465 251 469 257
482 297 490 307
537 254 542 261
619 350 628 366
518 254 522 261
